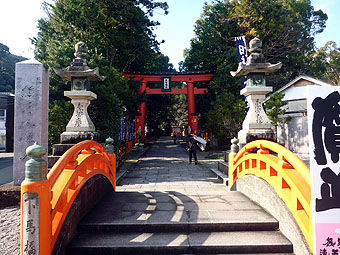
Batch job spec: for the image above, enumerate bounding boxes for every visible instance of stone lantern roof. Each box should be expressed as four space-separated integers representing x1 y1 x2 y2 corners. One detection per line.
54 42 105 82
230 37 282 77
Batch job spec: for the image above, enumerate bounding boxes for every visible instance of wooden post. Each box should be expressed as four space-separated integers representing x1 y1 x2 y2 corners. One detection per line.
21 142 51 255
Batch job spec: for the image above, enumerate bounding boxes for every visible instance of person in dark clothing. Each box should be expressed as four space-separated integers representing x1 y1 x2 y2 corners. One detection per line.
173 132 177 144
187 134 198 165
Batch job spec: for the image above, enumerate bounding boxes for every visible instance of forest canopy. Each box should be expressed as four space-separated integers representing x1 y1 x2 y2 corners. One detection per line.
182 0 328 144
32 0 173 147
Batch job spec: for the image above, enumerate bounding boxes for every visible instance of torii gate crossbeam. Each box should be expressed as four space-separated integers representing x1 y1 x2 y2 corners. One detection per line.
123 71 214 140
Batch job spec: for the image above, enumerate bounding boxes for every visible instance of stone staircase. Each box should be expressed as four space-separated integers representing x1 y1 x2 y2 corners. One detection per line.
66 191 293 254
65 137 294 254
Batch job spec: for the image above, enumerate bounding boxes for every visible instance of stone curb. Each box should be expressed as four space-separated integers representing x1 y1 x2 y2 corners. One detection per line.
116 141 154 184
209 168 228 186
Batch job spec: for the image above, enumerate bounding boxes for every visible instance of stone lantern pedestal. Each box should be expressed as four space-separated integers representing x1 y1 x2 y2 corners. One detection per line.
238 86 275 145
231 37 282 147
60 91 99 144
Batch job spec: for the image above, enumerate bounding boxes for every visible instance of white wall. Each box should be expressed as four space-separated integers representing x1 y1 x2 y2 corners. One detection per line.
282 86 307 101
277 116 309 156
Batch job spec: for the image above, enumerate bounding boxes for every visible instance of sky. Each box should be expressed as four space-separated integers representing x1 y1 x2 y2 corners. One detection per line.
0 0 339 70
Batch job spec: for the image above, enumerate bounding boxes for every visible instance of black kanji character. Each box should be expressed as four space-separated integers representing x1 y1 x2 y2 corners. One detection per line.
324 237 336 247
24 240 36 255
312 91 340 165
316 167 340 211
320 248 328 255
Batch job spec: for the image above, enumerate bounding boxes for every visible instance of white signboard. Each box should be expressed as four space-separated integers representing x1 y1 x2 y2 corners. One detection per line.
162 77 171 92
307 86 340 254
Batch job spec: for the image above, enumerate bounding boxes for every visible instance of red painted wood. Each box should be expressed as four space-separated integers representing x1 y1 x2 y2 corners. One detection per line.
123 72 213 137
145 88 208 95
187 81 196 134
123 73 213 82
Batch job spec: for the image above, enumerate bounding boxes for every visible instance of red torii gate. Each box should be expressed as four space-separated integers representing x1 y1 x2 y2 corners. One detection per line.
123 71 214 139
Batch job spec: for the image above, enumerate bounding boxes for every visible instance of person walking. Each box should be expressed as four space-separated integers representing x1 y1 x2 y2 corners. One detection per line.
173 132 177 144
187 134 198 165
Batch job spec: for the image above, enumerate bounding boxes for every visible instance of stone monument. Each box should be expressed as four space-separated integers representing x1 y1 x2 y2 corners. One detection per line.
13 60 49 185
49 42 105 166
231 37 282 146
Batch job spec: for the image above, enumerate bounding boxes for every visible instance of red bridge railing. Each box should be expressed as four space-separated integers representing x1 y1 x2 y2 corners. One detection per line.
228 139 312 250
21 140 116 254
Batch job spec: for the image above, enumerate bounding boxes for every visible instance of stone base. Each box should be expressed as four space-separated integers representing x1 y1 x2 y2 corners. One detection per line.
238 129 276 148
47 131 100 168
52 144 76 156
60 131 100 144
48 155 61 169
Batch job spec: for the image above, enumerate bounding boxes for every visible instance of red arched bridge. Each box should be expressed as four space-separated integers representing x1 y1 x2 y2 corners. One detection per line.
20 138 312 255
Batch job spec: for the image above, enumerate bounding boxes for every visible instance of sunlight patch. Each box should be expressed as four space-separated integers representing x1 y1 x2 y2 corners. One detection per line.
130 233 153 243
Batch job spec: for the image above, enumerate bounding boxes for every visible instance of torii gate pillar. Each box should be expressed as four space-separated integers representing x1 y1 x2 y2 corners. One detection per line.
187 81 197 135
123 71 214 140
135 80 147 142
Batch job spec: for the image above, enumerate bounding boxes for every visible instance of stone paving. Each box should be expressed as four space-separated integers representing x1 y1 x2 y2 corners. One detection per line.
83 137 277 226
79 137 277 233
69 137 292 254
117 136 223 193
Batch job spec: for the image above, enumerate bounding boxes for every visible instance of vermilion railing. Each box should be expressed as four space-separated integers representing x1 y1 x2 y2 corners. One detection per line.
228 140 312 250
48 140 116 251
21 140 116 254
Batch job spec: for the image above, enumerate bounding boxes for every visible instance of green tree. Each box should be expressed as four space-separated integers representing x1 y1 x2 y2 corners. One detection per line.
183 0 327 143
0 43 26 92
33 0 170 147
264 92 290 127
308 41 340 85
230 0 327 89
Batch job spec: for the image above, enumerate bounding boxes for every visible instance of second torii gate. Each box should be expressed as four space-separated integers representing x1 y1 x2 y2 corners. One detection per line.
123 71 214 139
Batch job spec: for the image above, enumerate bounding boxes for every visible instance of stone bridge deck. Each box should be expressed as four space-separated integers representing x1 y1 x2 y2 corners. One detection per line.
67 137 293 254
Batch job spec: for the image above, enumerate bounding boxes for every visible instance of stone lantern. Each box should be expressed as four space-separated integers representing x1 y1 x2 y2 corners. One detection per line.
231 37 282 146
54 42 105 144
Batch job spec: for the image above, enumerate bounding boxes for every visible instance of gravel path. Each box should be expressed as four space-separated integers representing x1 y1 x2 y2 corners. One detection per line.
0 205 20 255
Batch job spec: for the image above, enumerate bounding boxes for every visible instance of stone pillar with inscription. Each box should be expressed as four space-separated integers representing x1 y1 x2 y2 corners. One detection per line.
13 60 49 185
49 42 105 167
231 37 282 146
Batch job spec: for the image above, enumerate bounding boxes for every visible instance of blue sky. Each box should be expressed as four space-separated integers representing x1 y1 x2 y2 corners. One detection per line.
0 0 339 70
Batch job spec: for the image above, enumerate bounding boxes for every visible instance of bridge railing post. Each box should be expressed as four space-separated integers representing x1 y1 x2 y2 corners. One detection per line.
21 142 52 255
105 137 116 189
228 138 239 190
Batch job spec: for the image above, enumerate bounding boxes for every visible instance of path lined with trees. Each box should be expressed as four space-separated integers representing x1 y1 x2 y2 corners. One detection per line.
1 0 339 148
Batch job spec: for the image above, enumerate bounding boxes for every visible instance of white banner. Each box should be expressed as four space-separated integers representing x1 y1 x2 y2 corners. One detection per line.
307 86 340 253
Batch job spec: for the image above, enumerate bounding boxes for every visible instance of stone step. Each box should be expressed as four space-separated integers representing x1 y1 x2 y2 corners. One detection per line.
67 231 293 255
79 221 278 233
78 191 279 233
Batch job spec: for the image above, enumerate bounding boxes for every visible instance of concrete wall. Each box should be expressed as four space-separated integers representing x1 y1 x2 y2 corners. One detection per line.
277 116 309 156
